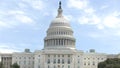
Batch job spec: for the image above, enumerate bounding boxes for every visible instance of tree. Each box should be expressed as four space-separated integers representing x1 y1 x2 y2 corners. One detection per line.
0 62 4 68
11 63 20 68
98 58 120 68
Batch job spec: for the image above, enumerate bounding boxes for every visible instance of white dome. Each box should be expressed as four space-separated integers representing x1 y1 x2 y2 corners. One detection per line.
50 17 71 27
52 17 69 23
44 2 76 50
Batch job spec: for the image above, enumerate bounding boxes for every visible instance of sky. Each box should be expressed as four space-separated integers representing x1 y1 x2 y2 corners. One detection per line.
0 0 120 54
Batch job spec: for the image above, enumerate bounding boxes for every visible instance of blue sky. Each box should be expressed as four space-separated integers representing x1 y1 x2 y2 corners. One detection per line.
0 0 120 54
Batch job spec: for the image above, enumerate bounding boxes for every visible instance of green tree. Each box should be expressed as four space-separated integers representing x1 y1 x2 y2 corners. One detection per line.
98 58 120 68
0 62 4 68
11 63 20 68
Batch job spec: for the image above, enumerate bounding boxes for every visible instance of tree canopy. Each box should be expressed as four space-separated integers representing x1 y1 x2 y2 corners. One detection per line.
11 63 20 68
98 58 120 68
0 62 4 68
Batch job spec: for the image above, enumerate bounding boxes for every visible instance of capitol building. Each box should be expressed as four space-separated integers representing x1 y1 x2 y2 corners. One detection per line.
0 2 120 68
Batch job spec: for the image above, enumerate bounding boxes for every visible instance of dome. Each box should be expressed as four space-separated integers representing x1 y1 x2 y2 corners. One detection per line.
44 1 76 50
52 17 69 24
50 17 71 27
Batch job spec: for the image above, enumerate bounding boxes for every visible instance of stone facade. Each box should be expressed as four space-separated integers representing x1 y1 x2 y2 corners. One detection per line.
0 54 12 68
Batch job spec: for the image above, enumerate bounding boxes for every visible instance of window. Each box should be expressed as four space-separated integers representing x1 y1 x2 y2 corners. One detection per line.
19 61 21 64
38 65 40 68
68 55 70 57
28 61 30 64
84 62 86 65
38 59 40 63
33 61 34 64
68 65 70 68
48 65 50 68
58 55 60 57
54 55 56 57
62 65 64 68
62 59 64 64
88 62 90 65
19 57 21 59
54 59 56 64
78 60 80 63
62 55 64 57
68 59 70 64
24 61 26 64
54 65 56 68
61 40 63 45
24 57 26 59
58 59 60 64
48 59 50 64
93 62 95 65
48 55 50 57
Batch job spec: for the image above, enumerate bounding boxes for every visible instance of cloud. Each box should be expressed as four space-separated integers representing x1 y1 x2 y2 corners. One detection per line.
67 0 88 10
0 43 21 53
0 9 35 29
0 0 46 30
15 14 34 24
64 15 73 21
67 0 119 28
100 5 109 9
0 21 11 28
78 15 101 25
103 15 120 28
22 0 45 10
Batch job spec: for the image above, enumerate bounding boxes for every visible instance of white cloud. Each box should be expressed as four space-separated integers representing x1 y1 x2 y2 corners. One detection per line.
115 31 120 36
96 24 104 30
88 32 102 38
15 14 34 24
78 15 101 25
67 0 99 25
67 0 88 9
22 0 45 10
84 8 95 14
103 16 120 28
0 43 21 53
0 21 10 28
8 10 25 15
100 5 109 9
18 3 28 9
64 15 73 21
0 9 35 29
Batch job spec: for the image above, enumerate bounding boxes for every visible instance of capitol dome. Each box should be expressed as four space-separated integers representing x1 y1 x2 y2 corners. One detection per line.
44 2 76 50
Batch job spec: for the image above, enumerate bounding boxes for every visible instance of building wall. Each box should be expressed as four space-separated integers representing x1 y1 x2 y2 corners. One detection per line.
0 54 12 68
12 52 34 68
82 53 107 68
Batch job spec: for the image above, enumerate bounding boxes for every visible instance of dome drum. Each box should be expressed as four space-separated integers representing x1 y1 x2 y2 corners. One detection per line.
44 38 75 49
